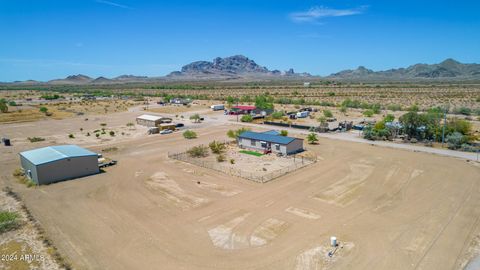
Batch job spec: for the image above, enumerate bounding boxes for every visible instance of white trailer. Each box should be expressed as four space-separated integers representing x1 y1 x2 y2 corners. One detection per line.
211 104 225 111
296 111 309 118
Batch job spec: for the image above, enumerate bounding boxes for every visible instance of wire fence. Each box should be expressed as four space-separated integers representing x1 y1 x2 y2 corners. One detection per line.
168 149 317 183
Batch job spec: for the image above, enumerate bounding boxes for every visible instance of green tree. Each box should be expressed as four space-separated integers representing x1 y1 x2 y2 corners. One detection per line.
280 130 288 136
254 95 274 110
190 113 201 123
271 111 284 119
39 106 48 114
307 133 318 144
0 100 8 113
241 114 253 122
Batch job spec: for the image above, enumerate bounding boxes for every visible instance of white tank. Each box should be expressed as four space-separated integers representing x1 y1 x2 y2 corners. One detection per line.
330 236 337 247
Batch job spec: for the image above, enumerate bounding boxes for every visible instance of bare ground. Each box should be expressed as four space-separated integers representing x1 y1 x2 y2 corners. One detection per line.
0 109 479 270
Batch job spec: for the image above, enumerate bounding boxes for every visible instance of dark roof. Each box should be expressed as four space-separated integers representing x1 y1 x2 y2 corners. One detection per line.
238 131 300 145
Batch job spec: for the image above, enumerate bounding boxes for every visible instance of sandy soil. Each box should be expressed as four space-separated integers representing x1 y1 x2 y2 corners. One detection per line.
0 108 479 270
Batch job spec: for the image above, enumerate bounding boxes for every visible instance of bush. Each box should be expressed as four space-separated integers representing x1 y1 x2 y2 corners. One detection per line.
387 104 402 111
216 154 226 162
187 145 209 158
230 159 235 164
190 114 201 123
0 100 8 113
27 137 45 143
307 133 318 144
126 122 134 127
0 211 19 234
241 114 253 122
454 107 472 116
280 130 288 136
39 106 48 114
227 128 251 139
68 134 75 139
323 110 333 118
109 131 115 136
271 111 284 119
209 141 226 154
183 130 197 139
363 110 374 117
100 123 107 127
446 132 466 150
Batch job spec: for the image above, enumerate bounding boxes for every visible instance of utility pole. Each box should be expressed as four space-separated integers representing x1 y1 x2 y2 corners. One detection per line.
236 99 239 122
441 107 447 147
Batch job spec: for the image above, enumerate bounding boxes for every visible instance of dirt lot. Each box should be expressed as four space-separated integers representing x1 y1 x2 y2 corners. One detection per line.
1 110 479 270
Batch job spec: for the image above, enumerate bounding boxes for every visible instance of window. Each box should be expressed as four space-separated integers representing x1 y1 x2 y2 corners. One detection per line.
27 170 32 179
275 144 280 151
260 141 267 148
250 139 256 146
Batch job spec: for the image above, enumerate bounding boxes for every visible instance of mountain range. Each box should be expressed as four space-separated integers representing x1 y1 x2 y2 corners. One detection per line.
4 56 480 84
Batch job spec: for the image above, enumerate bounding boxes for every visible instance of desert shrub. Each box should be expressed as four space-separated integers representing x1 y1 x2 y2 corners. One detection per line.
339 106 347 114
307 133 318 144
387 104 402 111
190 113 201 123
216 154 226 162
280 130 288 136
454 107 472 116
68 134 75 139
241 114 253 122
27 137 45 143
100 123 107 127
227 127 250 139
0 211 20 234
271 111 284 119
0 100 8 113
109 131 115 136
39 106 48 114
183 130 197 139
446 132 466 150
187 145 209 158
209 141 226 154
363 110 374 117
126 122 134 127
323 110 333 118
230 159 235 164
95 133 100 138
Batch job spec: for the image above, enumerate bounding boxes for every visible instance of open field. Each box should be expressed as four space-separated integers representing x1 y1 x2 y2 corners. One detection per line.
1 106 479 269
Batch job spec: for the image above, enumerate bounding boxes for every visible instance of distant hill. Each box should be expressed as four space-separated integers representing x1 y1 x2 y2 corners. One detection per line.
2 57 480 85
328 59 480 81
168 55 310 79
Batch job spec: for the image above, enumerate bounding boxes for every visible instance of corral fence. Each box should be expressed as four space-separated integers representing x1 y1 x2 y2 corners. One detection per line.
168 147 317 183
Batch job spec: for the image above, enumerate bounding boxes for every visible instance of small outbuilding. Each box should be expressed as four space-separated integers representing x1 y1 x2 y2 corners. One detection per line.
237 131 304 155
136 114 172 127
19 145 100 185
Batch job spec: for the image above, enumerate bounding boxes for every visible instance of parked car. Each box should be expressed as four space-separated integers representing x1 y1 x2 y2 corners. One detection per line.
160 129 173 134
175 123 184 128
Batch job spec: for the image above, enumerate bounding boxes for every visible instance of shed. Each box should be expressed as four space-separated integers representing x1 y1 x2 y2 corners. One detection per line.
237 131 303 155
19 145 99 185
136 114 172 127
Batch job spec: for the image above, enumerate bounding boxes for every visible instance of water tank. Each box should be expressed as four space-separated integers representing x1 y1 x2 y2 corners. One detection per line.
330 236 337 247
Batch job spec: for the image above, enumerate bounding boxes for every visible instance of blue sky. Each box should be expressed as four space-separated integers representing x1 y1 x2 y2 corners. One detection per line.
1 0 479 81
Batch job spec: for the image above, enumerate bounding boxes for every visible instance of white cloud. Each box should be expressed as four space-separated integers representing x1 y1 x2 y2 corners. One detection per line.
95 0 131 9
289 6 367 23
